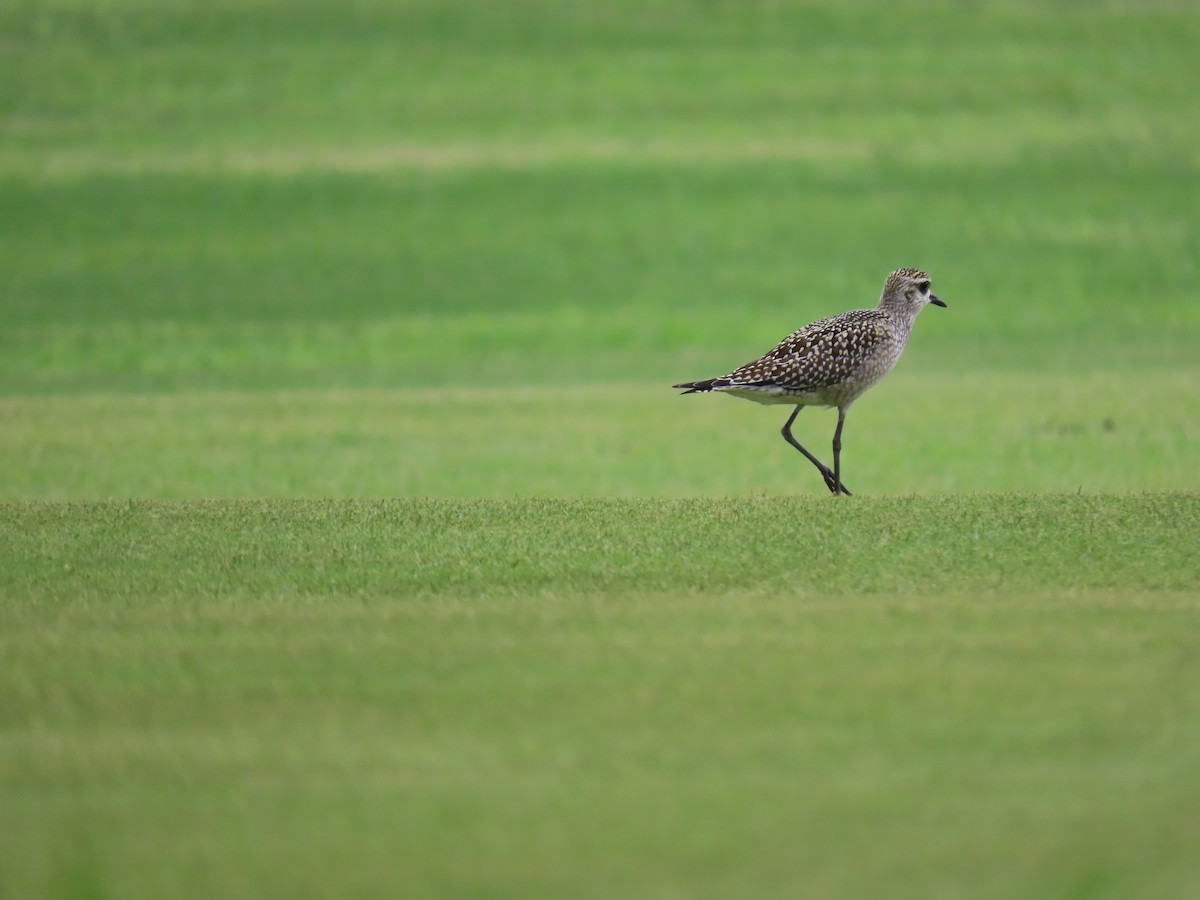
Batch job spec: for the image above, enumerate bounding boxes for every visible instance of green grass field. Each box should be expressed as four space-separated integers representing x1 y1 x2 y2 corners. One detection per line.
5 496 1200 898
3 0 1200 896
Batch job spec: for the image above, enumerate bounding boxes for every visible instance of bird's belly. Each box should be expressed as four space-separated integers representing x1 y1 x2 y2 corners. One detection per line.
718 365 892 408
718 385 837 407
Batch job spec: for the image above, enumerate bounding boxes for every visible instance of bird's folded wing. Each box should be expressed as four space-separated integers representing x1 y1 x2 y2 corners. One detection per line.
724 313 891 391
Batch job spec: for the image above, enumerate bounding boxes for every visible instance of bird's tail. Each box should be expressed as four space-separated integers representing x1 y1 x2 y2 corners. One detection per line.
673 378 724 394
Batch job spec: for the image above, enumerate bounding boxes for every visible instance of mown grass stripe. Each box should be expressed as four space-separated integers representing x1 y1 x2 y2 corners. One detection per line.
4 495 1198 602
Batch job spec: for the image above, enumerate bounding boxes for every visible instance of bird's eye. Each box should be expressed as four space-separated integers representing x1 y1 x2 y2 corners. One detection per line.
917 280 930 293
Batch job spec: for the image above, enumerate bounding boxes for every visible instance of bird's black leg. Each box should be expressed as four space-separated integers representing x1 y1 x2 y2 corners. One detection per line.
831 407 851 496
781 405 851 496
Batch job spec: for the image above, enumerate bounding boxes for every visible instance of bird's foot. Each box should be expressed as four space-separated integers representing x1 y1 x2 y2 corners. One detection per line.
821 471 853 496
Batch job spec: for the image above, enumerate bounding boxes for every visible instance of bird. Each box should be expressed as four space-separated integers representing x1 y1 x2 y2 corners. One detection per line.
673 267 946 496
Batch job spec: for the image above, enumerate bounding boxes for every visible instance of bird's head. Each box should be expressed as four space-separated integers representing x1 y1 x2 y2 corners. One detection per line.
880 267 946 314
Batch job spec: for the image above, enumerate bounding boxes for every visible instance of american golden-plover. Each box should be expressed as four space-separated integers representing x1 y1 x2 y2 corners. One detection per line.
673 267 946 496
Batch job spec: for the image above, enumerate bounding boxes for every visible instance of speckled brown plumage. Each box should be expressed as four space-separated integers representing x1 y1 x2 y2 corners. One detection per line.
673 268 946 495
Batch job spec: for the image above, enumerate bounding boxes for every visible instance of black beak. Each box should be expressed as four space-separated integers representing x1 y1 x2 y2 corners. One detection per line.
930 294 946 308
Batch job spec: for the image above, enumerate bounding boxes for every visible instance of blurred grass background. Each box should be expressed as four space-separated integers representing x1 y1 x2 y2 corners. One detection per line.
2 0 1198 497
5 5 1200 897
